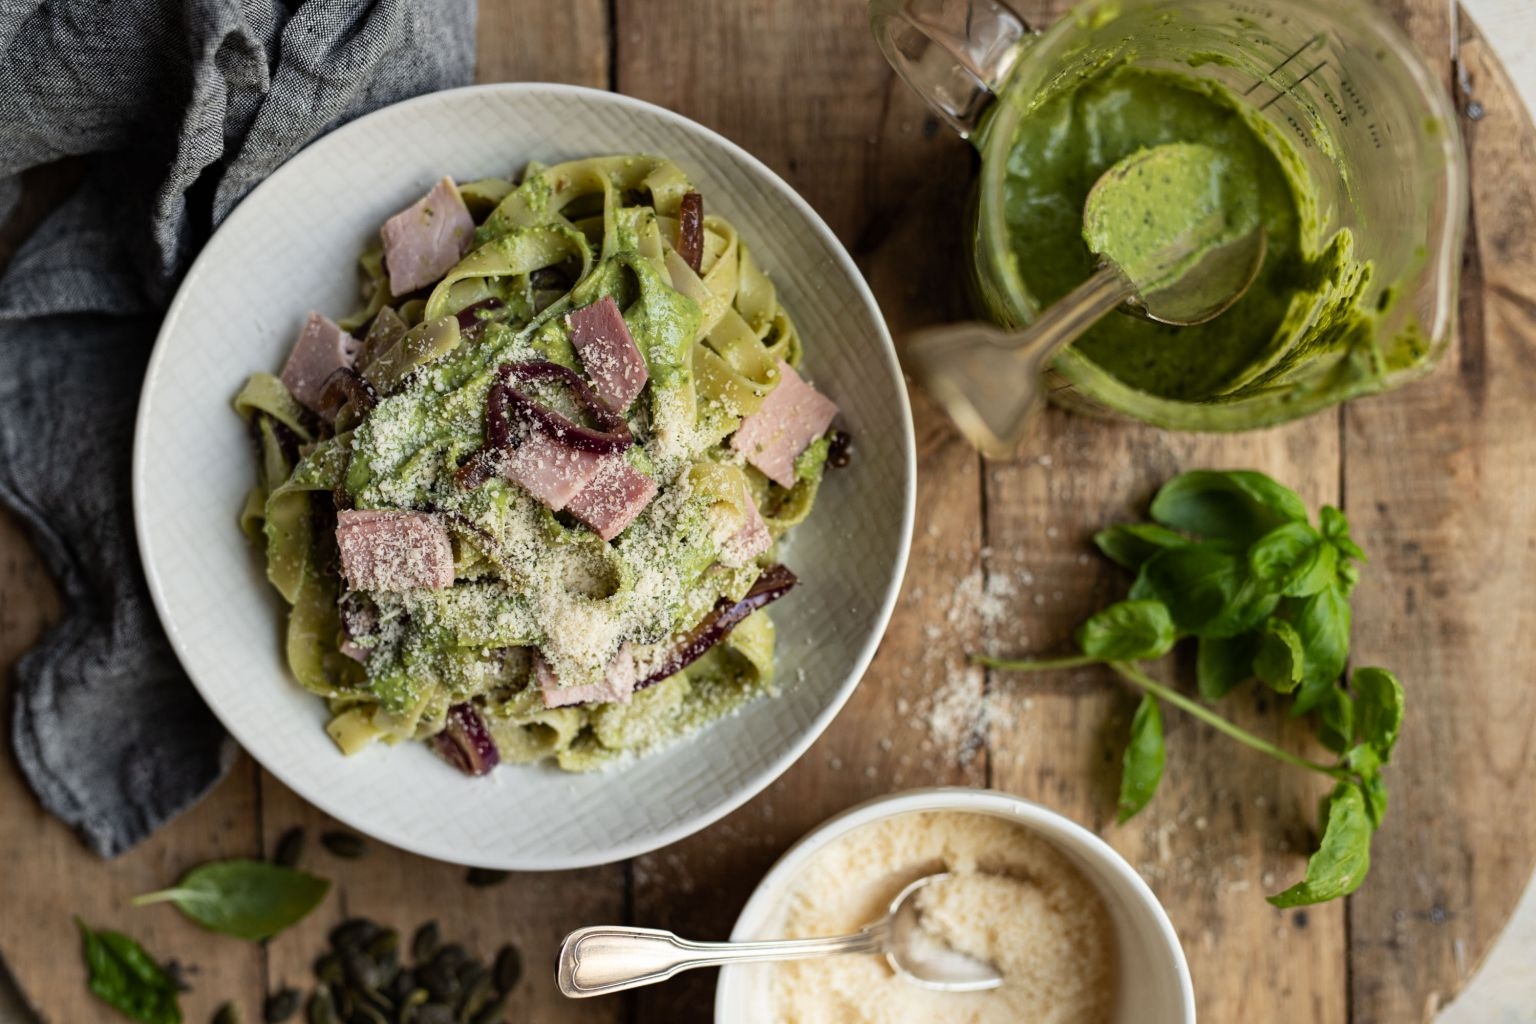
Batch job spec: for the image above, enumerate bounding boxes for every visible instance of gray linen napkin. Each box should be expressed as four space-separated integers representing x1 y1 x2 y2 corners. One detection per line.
0 0 476 857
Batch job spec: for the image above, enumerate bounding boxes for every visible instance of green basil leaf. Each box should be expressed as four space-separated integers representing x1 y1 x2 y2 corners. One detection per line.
77 919 183 1024
132 860 329 942
1149 470 1309 547
1316 687 1356 754
1268 783 1374 906
1196 634 1256 701
1352 667 1404 762
1320 505 1367 562
1117 694 1166 823
1076 600 1177 661
1093 523 1191 570
1346 742 1381 778
1140 544 1278 638
1248 523 1338 598
1253 618 1305 693
1359 773 1389 828
1289 586 1352 715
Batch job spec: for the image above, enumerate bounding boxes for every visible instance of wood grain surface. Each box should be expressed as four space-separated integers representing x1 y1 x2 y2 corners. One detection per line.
1 2 1532 1022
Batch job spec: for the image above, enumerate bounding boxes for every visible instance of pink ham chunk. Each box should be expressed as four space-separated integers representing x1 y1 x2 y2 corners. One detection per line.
567 455 657 541
499 432 604 511
380 177 475 296
567 296 649 412
280 312 362 415
335 510 455 592
719 482 772 567
731 360 840 488
536 646 637 708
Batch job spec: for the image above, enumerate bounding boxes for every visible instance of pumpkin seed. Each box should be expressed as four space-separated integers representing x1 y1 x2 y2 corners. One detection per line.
313 953 343 986
305 986 337 1024
413 1006 455 1024
491 945 521 995
457 966 492 1016
212 1002 241 1024
264 987 301 1023
433 944 468 970
329 918 379 951
410 922 441 964
469 998 506 1024
273 826 306 868
464 868 508 888
320 831 369 859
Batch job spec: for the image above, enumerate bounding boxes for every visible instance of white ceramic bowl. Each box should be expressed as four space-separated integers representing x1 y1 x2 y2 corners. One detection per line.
133 84 915 869
717 788 1196 1023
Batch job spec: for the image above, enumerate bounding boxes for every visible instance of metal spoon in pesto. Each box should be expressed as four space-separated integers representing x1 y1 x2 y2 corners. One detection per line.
556 871 1003 998
909 142 1268 457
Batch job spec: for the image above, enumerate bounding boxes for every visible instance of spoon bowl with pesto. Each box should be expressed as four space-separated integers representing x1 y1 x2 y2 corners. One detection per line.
909 142 1268 457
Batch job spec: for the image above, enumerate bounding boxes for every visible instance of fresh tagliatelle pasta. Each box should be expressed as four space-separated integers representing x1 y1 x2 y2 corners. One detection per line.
234 155 844 775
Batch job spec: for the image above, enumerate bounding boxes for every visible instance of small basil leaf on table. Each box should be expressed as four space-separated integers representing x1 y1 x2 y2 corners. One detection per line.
77 919 183 1024
1352 667 1404 761
1149 469 1309 546
132 859 330 942
1289 585 1352 714
1118 693 1166 823
1075 599 1177 660
1253 618 1306 692
1268 783 1374 907
1195 633 1256 701
1320 505 1367 562
1316 687 1356 754
1093 523 1190 570
1248 522 1338 597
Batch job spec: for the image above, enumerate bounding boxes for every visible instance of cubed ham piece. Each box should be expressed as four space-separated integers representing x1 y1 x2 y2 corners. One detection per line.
719 481 772 568
567 455 658 541
567 296 649 412
536 646 637 708
335 509 455 592
499 432 604 510
730 360 840 488
380 176 475 296
280 312 362 415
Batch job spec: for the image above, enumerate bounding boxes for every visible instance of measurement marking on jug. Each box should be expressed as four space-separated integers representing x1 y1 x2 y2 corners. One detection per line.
1245 34 1325 96
1259 61 1328 111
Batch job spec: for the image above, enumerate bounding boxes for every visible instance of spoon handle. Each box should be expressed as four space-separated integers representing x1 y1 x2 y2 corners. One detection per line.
1007 264 1136 364
557 923 889 997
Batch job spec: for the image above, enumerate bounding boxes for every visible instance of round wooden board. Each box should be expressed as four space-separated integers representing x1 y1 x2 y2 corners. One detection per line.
3 3 1534 1023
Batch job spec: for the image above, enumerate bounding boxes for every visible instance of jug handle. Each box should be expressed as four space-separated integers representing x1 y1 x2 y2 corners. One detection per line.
869 0 1031 138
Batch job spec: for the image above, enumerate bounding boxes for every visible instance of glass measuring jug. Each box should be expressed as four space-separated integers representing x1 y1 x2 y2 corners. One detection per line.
872 0 1468 441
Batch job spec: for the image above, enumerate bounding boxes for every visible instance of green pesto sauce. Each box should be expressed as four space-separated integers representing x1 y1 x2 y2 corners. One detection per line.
1082 142 1259 296
999 64 1372 401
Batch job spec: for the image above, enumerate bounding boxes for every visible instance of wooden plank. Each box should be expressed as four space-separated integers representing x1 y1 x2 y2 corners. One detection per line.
1344 14 1536 1021
615 3 988 1016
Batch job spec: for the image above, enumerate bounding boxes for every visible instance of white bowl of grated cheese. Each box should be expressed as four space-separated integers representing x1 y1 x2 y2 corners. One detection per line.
133 84 915 869
717 787 1195 1023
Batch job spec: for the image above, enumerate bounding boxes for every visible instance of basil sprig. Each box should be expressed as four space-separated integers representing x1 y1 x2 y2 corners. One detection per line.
977 469 1404 907
132 859 329 942
77 919 183 1024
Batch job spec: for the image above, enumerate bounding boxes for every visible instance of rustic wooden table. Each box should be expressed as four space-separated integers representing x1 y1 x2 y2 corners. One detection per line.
3 1 1533 1021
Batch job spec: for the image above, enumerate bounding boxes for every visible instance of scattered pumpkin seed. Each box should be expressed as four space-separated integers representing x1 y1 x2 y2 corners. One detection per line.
263 987 300 1023
304 985 336 1024
491 945 521 996
410 922 440 964
212 1002 241 1024
273 827 305 868
319 831 368 859
463 868 508 888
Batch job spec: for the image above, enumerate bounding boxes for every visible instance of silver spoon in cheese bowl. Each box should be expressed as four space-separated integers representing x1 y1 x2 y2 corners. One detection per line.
556 871 1003 998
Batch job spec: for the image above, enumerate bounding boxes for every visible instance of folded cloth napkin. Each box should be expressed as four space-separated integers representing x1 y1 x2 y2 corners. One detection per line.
0 0 476 857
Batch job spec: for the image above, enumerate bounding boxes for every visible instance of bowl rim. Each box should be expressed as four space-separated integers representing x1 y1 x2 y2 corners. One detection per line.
131 81 917 870
715 786 1196 1021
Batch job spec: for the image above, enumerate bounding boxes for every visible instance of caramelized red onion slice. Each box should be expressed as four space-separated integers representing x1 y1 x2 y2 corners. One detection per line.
320 367 379 420
454 297 505 331
432 703 501 776
677 191 704 272
637 564 799 689
456 359 634 490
